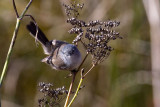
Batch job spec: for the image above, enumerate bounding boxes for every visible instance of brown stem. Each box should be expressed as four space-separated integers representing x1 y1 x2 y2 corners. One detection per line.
24 14 39 45
67 70 84 107
64 72 76 107
13 0 19 18
77 53 88 71
80 39 87 49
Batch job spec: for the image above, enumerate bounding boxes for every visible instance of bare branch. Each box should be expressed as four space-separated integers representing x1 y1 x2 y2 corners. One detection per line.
24 14 39 45
12 0 19 18
19 0 33 19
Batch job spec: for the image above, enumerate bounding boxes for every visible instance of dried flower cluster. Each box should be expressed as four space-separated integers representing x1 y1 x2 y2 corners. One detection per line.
38 82 69 107
64 3 123 65
63 2 84 18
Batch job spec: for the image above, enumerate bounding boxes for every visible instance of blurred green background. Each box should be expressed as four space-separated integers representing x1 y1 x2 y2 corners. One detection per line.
0 0 157 107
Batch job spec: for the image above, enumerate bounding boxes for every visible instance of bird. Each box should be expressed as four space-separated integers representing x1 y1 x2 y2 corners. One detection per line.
26 21 82 71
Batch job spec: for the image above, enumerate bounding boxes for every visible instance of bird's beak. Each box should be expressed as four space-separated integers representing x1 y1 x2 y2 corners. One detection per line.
41 56 49 63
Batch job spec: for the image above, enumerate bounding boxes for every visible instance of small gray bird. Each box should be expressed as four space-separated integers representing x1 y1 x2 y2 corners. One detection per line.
26 21 82 71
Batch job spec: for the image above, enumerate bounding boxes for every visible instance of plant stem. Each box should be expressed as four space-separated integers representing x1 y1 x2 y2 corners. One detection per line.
68 65 95 107
0 92 1 107
0 0 33 87
77 53 88 71
0 18 21 87
12 0 19 18
68 77 83 107
0 1 33 106
19 0 33 19
64 73 76 107
83 64 95 78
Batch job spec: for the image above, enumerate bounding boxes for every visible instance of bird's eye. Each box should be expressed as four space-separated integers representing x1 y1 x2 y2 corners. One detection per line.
68 48 75 55
72 49 75 53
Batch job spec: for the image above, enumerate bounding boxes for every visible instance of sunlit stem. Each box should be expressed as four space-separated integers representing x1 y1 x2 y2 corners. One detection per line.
0 18 20 87
67 77 83 107
0 0 33 87
83 64 95 78
68 65 95 107
64 73 76 107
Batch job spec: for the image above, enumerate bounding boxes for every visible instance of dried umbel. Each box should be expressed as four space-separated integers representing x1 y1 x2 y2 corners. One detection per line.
64 3 123 65
38 82 69 107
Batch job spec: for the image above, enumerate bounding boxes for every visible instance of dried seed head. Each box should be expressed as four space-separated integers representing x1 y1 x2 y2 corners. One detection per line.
63 2 84 18
38 82 69 106
64 2 122 65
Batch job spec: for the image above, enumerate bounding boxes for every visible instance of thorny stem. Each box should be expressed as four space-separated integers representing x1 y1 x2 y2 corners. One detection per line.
0 0 33 86
64 72 76 107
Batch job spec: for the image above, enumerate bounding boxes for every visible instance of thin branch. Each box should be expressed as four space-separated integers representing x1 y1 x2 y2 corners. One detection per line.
64 72 76 107
13 0 19 18
68 64 95 107
67 69 84 107
80 39 87 49
0 0 33 87
0 90 1 107
24 14 39 45
0 19 21 87
82 64 95 78
77 53 88 71
19 0 33 19
25 14 36 22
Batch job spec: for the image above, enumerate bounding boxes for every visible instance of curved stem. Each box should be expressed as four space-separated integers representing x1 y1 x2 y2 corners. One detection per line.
24 14 39 45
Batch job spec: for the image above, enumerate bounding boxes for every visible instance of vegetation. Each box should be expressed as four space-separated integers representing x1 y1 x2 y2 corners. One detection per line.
0 0 159 107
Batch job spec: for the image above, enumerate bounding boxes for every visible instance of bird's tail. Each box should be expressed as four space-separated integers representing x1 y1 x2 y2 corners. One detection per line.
26 21 52 55
26 21 49 46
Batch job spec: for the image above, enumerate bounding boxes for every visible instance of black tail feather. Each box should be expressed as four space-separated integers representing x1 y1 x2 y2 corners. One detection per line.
26 21 49 45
